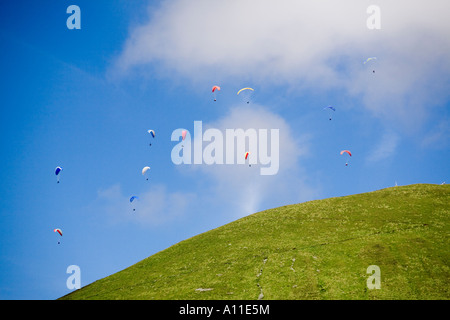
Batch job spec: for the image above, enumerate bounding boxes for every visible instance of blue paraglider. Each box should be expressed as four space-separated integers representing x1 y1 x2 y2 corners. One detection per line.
323 106 336 120
55 166 63 183
130 196 139 211
148 130 155 146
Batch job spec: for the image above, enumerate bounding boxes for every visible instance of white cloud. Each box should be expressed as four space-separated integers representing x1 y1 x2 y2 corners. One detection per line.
366 130 400 163
105 0 450 220
113 0 450 130
115 0 367 82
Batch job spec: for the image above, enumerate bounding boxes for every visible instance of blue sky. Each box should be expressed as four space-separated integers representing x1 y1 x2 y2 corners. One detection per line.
0 0 449 299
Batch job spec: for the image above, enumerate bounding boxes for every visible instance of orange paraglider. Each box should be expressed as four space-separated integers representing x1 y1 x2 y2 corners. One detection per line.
212 85 221 101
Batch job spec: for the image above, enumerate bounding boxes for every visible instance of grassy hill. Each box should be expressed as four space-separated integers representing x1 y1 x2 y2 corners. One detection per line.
60 184 449 300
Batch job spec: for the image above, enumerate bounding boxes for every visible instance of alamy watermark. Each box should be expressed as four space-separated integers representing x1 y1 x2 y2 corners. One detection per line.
66 265 81 290
367 265 381 289
66 5 81 30
171 121 280 176
367 5 381 30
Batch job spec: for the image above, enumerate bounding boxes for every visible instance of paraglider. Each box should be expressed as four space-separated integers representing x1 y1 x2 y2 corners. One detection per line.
142 166 150 180
340 150 352 166
212 85 220 101
237 87 254 104
130 196 138 211
245 151 251 167
148 129 155 146
323 106 336 120
364 57 377 73
55 166 62 183
54 228 62 244
181 130 187 148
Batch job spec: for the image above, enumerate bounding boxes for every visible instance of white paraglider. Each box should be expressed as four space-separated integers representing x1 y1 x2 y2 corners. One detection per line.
142 166 150 180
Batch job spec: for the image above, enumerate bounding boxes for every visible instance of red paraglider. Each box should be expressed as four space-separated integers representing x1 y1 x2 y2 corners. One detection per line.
340 150 352 166
54 228 62 244
245 151 251 167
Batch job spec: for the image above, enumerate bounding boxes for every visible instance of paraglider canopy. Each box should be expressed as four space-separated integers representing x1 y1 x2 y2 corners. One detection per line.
237 87 254 95
364 57 377 64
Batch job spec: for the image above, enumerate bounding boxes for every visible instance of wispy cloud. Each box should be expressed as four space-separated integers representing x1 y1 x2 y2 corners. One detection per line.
366 130 400 164
420 119 450 149
95 183 195 227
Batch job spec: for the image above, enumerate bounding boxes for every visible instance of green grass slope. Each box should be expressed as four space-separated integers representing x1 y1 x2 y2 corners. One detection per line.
60 184 449 300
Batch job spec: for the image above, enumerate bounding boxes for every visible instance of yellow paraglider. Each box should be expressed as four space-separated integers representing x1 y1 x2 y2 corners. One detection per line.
237 88 254 104
237 87 254 95
364 57 377 73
